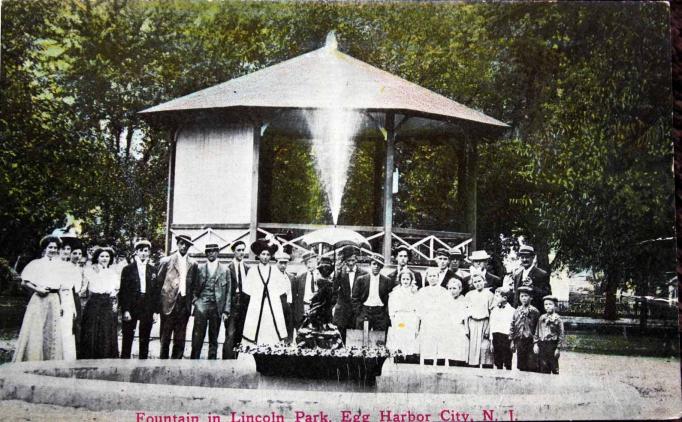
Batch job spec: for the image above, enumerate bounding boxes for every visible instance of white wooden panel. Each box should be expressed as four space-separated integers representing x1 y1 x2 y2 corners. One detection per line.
173 123 254 224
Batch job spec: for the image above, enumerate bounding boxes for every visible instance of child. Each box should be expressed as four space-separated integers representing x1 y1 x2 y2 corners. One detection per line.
489 286 515 370
386 270 419 362
464 273 495 368
534 295 564 374
446 278 469 366
416 267 457 366
509 286 540 372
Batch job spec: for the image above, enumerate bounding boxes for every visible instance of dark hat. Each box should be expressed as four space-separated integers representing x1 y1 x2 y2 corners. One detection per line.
60 236 82 250
302 251 318 262
134 239 152 250
435 248 450 258
250 239 279 256
394 245 413 259
39 235 62 250
317 256 334 278
231 240 246 251
543 295 558 304
518 245 536 256
449 248 464 259
517 286 534 294
338 246 359 262
369 254 385 267
175 234 194 246
205 243 220 252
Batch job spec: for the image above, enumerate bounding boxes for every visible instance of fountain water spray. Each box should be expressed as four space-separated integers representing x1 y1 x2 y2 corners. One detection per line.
303 31 363 225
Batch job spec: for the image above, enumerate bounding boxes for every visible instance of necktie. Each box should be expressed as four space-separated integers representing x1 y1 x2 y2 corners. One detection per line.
310 272 316 292
238 264 242 292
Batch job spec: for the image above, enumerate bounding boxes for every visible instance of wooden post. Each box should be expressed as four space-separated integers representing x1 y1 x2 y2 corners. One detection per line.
249 122 261 258
165 127 178 255
465 138 478 251
382 112 395 261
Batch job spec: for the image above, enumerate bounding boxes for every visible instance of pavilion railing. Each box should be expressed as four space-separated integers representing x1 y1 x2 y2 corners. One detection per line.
169 223 471 266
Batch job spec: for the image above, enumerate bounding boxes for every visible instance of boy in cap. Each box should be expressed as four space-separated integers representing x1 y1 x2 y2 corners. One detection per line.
489 286 515 370
119 239 158 359
534 295 564 374
509 286 540 371
190 244 230 359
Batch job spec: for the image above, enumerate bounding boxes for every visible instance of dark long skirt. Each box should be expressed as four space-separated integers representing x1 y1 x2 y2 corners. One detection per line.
80 293 119 359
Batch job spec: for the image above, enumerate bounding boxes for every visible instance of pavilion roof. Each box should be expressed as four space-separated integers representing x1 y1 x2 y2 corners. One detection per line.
140 38 507 129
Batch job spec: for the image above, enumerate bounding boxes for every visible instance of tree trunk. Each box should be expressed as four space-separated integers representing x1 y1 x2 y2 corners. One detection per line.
603 268 620 320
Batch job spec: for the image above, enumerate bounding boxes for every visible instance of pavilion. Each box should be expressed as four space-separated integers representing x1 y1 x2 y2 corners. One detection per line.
140 33 507 261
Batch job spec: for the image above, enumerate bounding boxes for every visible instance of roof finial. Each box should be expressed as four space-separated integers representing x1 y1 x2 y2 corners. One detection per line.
325 31 338 50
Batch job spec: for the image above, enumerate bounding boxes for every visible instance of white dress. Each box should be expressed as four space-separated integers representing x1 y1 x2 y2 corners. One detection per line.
415 285 458 360
14 257 80 362
241 264 289 345
449 295 469 362
386 286 419 355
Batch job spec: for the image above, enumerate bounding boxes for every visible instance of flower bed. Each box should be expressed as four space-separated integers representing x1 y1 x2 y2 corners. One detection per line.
238 344 393 384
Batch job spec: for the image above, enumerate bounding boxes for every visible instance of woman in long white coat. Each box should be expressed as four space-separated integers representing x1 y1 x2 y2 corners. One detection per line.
241 240 289 346
14 236 80 362
415 267 458 365
386 270 419 357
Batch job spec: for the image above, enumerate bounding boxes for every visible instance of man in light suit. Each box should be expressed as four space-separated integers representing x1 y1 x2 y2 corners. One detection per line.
291 251 318 331
351 255 392 332
158 234 197 359
223 240 249 359
119 239 158 359
332 247 366 343
190 244 231 359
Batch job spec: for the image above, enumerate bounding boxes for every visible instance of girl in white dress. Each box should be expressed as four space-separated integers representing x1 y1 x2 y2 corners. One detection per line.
415 267 457 365
465 274 495 367
446 278 469 366
386 270 419 358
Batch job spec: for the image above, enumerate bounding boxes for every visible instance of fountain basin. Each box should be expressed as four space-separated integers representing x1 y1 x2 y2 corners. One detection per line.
0 358 642 420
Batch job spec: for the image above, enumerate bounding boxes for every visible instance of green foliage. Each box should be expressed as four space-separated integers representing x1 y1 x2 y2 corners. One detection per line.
0 1 672 319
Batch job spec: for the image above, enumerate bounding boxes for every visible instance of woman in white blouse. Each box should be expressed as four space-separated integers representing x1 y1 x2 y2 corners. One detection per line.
14 236 80 362
80 246 120 358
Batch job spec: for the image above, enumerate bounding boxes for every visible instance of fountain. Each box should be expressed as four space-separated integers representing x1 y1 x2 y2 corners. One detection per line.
303 32 364 225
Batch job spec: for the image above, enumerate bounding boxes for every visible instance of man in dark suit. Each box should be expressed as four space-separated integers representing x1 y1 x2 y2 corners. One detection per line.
351 255 392 332
513 245 551 312
119 239 158 359
223 240 249 359
435 248 457 289
465 250 502 292
190 244 231 359
291 252 318 331
387 245 423 290
158 234 197 359
332 247 366 343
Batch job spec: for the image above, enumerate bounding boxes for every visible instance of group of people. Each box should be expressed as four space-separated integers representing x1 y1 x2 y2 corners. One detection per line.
14 232 563 374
